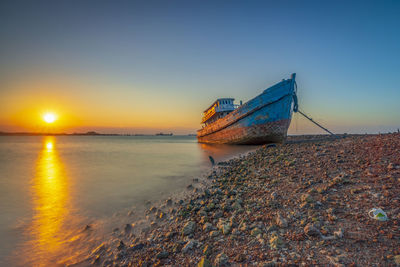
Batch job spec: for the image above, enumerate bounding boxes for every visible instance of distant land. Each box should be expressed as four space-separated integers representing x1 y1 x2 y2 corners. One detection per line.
0 131 195 136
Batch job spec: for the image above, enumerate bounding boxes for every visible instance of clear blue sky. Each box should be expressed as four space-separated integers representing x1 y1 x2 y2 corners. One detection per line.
1 0 399 134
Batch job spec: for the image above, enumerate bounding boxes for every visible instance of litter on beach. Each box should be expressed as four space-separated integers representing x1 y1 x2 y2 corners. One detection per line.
368 208 389 221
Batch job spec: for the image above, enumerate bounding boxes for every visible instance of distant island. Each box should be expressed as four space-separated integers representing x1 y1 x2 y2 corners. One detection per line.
0 131 201 136
155 132 173 136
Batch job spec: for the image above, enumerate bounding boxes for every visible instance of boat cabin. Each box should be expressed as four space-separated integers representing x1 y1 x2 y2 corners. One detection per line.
201 98 236 125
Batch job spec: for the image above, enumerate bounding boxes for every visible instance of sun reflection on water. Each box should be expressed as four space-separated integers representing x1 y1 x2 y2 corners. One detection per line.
30 136 69 265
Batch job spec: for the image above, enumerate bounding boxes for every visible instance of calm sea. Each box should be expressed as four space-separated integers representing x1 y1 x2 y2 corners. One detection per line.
0 135 256 266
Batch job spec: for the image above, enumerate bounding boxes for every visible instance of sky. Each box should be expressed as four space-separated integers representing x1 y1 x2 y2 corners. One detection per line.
0 0 399 134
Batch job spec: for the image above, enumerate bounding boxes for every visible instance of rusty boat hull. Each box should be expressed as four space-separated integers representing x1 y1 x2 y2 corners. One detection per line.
197 74 297 145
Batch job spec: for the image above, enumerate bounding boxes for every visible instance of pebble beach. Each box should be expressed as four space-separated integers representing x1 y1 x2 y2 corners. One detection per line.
74 133 400 267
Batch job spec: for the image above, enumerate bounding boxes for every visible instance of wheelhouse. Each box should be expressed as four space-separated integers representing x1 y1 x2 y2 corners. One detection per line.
201 98 237 125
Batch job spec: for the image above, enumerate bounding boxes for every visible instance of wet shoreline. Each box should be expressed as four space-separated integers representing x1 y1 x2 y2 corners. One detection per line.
71 133 400 266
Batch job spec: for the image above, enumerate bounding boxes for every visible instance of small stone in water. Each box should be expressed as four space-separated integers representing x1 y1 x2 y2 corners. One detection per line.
124 223 132 233
117 240 125 250
129 243 145 251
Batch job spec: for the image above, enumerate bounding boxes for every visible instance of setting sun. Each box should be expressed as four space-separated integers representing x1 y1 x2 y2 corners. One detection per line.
43 113 57 124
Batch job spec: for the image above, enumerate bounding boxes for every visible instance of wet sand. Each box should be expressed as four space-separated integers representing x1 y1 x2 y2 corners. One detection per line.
72 133 400 266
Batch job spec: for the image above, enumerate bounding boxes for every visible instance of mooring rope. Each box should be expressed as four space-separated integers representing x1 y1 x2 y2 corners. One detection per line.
293 81 336 136
296 109 336 136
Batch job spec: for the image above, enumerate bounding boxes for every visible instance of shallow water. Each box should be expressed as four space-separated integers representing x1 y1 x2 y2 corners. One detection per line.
0 135 257 266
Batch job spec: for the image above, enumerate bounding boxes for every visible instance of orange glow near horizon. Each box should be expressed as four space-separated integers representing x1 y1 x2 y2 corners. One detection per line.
0 77 201 133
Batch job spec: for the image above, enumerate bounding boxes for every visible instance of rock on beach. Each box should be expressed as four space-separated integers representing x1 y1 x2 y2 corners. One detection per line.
182 221 196 236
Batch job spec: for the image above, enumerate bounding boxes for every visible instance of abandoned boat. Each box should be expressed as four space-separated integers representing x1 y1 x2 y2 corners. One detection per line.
197 73 298 145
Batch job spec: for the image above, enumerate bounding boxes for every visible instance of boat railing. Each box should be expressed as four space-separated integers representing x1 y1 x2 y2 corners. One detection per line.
215 106 236 113
202 104 239 124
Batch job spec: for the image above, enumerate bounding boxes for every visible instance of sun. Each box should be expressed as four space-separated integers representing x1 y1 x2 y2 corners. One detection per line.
43 113 57 124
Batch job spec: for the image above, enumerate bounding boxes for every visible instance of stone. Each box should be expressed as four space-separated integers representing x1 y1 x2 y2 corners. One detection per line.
156 251 169 259
394 255 400 266
203 245 212 256
182 240 196 253
263 261 277 267
124 223 132 233
257 236 265 245
165 198 173 206
267 200 281 209
266 224 278 233
159 211 168 220
220 223 231 235
165 231 176 239
183 221 196 236
128 243 145 252
234 253 246 262
239 221 248 231
214 211 223 218
229 215 237 227
300 193 314 203
304 223 321 237
198 257 213 267
199 209 208 217
115 250 127 260
92 243 106 255
210 231 219 238
231 228 239 235
117 240 125 250
251 227 262 236
269 232 284 249
206 203 215 211
334 228 344 239
276 213 288 228
203 222 213 232
91 255 101 265
149 206 157 213
217 219 232 235
233 201 243 211
214 252 229 266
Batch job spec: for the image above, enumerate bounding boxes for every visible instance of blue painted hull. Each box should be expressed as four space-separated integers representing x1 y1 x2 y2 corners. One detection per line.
197 74 297 144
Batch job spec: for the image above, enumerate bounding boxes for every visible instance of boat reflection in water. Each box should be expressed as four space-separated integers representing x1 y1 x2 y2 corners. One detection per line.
198 143 258 164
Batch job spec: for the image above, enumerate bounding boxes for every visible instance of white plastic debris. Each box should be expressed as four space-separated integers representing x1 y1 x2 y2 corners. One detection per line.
368 208 388 221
